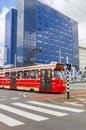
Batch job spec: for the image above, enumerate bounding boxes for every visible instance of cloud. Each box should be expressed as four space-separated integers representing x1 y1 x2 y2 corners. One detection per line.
39 0 67 13
0 6 9 46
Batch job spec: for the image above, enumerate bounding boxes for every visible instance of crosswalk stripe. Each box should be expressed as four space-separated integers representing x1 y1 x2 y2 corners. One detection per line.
27 101 85 113
1 96 7 98
0 104 48 121
0 113 24 127
10 98 19 100
0 99 4 101
12 102 68 117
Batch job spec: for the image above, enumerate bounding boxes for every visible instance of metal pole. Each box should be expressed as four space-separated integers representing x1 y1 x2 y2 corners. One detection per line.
66 56 68 64
59 49 61 63
66 68 70 99
14 54 16 68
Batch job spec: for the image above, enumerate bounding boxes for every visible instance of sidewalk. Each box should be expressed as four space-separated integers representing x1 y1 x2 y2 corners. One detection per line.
29 91 86 107
46 91 86 108
46 91 86 101
29 91 86 101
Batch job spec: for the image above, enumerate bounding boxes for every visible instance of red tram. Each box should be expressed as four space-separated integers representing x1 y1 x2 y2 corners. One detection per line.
0 63 66 93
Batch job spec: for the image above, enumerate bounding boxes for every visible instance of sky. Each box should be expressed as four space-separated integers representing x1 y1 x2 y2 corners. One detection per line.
0 0 86 47
0 0 16 46
0 0 16 13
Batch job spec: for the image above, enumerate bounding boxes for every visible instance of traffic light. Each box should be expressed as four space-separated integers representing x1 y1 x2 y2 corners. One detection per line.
66 63 71 70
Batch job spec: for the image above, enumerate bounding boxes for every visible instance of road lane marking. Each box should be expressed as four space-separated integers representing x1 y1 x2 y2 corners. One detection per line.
28 101 85 113
23 92 33 98
0 104 48 121
0 99 5 101
10 98 19 100
12 102 68 117
0 113 24 127
23 92 37 98
64 102 84 106
1 96 7 98
76 98 86 101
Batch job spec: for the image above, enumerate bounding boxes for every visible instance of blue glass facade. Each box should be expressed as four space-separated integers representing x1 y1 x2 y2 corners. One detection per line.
16 0 37 67
5 8 17 68
16 0 79 68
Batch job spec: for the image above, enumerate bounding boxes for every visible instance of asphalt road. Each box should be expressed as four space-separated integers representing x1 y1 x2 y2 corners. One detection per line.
0 87 86 130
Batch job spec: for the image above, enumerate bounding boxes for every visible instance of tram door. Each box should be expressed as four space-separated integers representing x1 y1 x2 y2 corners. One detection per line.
10 72 16 89
40 69 52 90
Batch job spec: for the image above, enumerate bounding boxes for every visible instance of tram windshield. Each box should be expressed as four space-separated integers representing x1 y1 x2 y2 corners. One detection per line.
54 70 64 78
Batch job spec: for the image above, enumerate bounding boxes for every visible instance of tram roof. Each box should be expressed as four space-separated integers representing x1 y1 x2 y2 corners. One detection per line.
3 62 64 72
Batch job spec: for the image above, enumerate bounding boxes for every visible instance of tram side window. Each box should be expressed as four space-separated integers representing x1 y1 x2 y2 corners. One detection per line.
30 70 38 79
5 72 10 79
41 70 46 76
47 69 52 78
54 70 63 78
41 69 51 77
17 71 23 79
24 70 30 79
11 72 16 79
41 70 46 80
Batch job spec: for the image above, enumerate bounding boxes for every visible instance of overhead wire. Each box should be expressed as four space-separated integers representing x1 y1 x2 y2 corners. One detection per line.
64 0 86 14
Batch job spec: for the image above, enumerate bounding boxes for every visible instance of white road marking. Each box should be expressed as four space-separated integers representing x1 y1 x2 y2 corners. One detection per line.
0 99 5 101
0 113 24 127
12 102 68 117
0 104 48 121
64 102 84 107
76 98 86 101
28 101 85 113
10 98 19 100
1 96 7 98
23 93 28 98
23 92 35 98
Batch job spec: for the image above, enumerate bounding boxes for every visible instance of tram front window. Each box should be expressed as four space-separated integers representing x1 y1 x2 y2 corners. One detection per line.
54 70 63 78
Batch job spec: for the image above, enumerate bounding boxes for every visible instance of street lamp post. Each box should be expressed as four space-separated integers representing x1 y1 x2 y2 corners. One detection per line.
59 49 61 63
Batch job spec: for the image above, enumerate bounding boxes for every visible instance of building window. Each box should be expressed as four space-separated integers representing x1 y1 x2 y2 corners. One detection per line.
38 16 42 19
37 34 42 37
37 28 42 31
37 40 42 43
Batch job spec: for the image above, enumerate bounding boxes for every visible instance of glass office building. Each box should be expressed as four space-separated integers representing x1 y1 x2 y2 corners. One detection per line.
16 0 79 69
5 8 17 68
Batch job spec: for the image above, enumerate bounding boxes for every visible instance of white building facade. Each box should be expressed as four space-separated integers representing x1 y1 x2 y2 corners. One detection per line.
79 46 86 73
0 46 5 68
